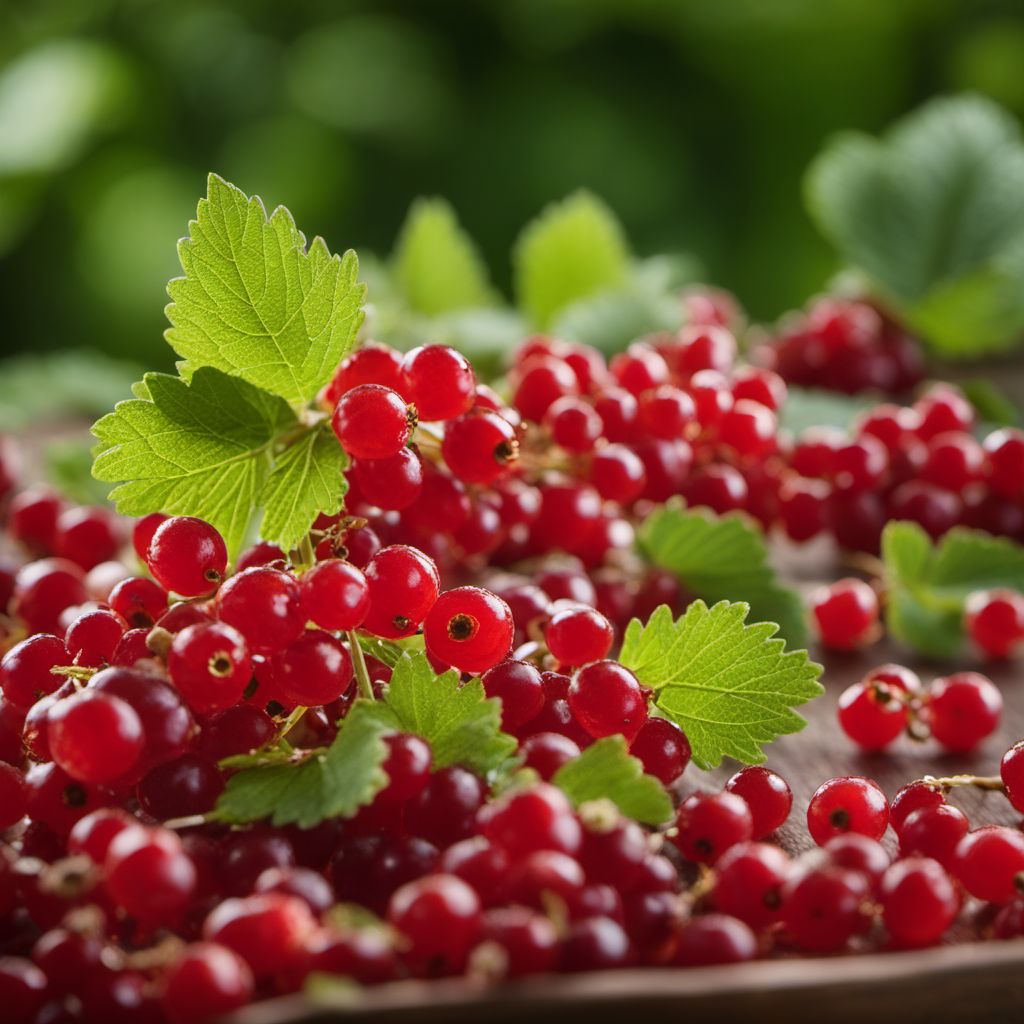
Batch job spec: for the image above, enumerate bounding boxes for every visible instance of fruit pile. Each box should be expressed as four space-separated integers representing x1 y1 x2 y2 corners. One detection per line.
1 314 1023 1024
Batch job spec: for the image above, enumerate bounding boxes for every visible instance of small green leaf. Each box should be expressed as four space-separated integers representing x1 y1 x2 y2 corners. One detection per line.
620 601 823 769
364 652 516 778
553 736 673 825
806 95 1024 358
883 520 1024 657
212 703 390 828
167 173 365 407
92 368 296 554
514 191 630 328
960 378 1020 428
45 441 111 505
780 387 875 436
259 421 348 553
392 197 496 315
354 633 426 669
638 503 807 646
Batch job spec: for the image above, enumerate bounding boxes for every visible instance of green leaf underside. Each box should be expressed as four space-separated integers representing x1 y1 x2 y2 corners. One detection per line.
553 737 673 825
883 521 1024 657
92 368 296 554
619 601 823 769
167 173 365 407
638 503 808 647
514 191 630 329
258 421 348 553
392 197 496 315
212 703 390 829
806 95 1024 357
361 653 517 778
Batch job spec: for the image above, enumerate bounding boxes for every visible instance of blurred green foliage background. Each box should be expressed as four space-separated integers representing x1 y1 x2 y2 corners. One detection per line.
2 0 1024 368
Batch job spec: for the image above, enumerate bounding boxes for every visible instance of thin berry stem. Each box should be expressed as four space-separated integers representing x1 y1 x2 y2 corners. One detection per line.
920 773 1005 793
275 704 308 743
297 533 316 571
348 630 376 701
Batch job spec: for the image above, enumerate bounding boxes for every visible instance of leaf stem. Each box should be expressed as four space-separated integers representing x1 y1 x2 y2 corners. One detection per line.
920 773 1005 794
276 704 308 743
297 533 316 570
348 631 375 701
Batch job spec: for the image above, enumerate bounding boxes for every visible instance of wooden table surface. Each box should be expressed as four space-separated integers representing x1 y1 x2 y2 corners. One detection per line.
230 538 1024 1024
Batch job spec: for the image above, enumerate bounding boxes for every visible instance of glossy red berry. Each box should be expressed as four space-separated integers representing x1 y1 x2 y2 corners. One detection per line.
674 913 757 966
880 856 958 948
810 577 879 650
673 791 753 864
898 803 969 870
54 506 121 570
806 776 888 845
442 409 518 485
402 345 476 422
965 589 1024 660
925 671 1002 753
405 766 485 847
388 873 482 975
351 448 424 510
954 826 1024 903
363 545 440 640
204 893 316 978
889 781 945 835
216 566 306 653
477 783 581 858
106 825 197 925
823 833 890 892
629 717 691 785
323 343 407 405
0 762 26 829
724 766 793 839
588 444 646 504
568 660 648 741
332 383 413 459
65 608 126 668
0 633 70 709
545 605 613 667
168 622 252 714
481 660 545 732
837 677 908 750
781 863 868 952
712 841 790 929
161 941 255 1024
378 734 432 803
13 557 88 634
299 559 369 632
610 342 669 396
0 957 47 1024
1001 740 1024 813
146 516 228 597
521 732 580 780
47 689 144 783
132 512 168 561
108 576 168 628
984 427 1024 498
423 587 513 674
480 906 558 977
271 630 353 706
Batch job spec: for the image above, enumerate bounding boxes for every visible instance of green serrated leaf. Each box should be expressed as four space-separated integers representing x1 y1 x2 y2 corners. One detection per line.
354 633 426 670
45 440 111 505
259 421 348 553
514 191 630 329
620 601 823 769
882 520 1024 657
552 736 672 825
212 702 390 828
92 368 297 554
365 652 517 778
638 503 807 647
166 173 365 407
392 197 496 315
806 95 1024 358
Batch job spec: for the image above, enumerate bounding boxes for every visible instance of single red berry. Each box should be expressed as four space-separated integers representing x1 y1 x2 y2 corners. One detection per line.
629 717 691 785
47 689 144 784
965 589 1024 660
350 448 424 510
610 342 669 396
880 856 958 948
732 367 786 410
132 512 168 561
545 605 613 667
561 915 632 971
724 766 793 839
837 677 908 750
521 732 580 780
161 941 254 1024
199 704 275 762
0 762 26 829
830 435 888 492
405 766 485 847
781 863 869 952
718 399 776 459
168 622 252 715
53 506 121 570
68 806 134 863
890 781 945 836
13 557 88 634
638 385 696 439
442 409 519 485
331 383 413 460
146 516 228 597
810 577 879 651
920 431 985 491
105 824 197 925
0 633 70 709
271 630 353 706
954 826 1024 903
823 833 890 892
914 383 973 440
1001 740 1024 813
712 841 790 930
898 803 969 870
65 608 127 668
388 873 482 975
480 906 559 977
216 566 306 653
136 754 225 821
363 545 440 640
925 671 1002 753
378 734 432 803
513 356 579 423
423 586 513 675
673 791 753 864
680 463 748 514
477 783 581 858
545 396 603 453
236 541 286 572
674 913 757 966
588 444 647 504
323 343 407 406
481 660 545 732
108 576 168 629
887 480 962 541
984 427 1024 498
806 775 888 845
777 476 830 542
568 660 648 741
402 345 476 422
300 559 369 632
204 893 316 978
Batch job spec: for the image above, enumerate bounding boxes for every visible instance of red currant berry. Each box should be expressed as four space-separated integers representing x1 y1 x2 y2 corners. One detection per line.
405 766 485 847
442 409 519 486
887 480 962 540
837 677 908 750
965 588 1024 660
323 343 407 406
479 906 558 976
47 689 144 783
718 399 776 459
914 383 973 441
108 576 168 629
65 608 126 668
1001 740 1024 813
984 427 1024 499
481 660 545 732
0 633 70 709
638 385 695 440
513 356 579 423
13 557 88 634
477 783 582 858
823 833 890 892
712 840 790 929
925 671 1002 753
545 605 613 667
898 803 969 870
168 622 252 714
0 957 47 1024
955 826 1024 903
732 367 786 410
920 431 984 490
880 856 958 949
545 396 603 453
161 941 254 1024
146 516 228 597
724 765 793 839
568 660 648 741
423 586 513 675
781 863 868 952
378 733 432 803
363 545 440 639
351 448 424 510
673 791 753 864
810 577 879 651
0 762 26 829
132 512 168 561
806 776 888 845
521 732 580 780
629 717 691 785
680 463 748 514
388 873 482 975
830 435 888 492
331 383 413 460
68 806 134 863
588 444 646 504
216 566 306 653
299 559 369 632
204 893 316 978
561 916 632 971
892 785 945 836
105 824 197 925
674 913 756 966
199 704 275 762
272 630 353 706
